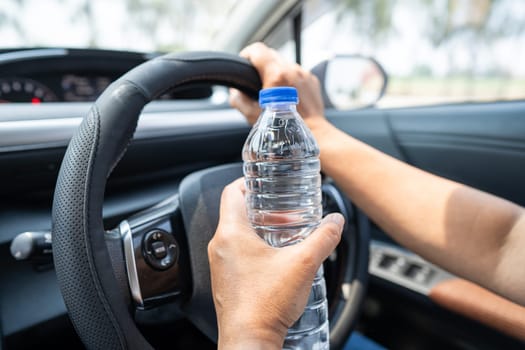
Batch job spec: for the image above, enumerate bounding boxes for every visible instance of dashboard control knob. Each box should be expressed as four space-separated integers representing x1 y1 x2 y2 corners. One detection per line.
10 231 52 261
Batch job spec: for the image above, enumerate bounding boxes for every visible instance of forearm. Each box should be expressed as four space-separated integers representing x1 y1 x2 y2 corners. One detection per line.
310 119 525 304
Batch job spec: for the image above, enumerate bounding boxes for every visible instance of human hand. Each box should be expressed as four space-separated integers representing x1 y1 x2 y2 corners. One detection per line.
229 42 327 132
208 178 344 349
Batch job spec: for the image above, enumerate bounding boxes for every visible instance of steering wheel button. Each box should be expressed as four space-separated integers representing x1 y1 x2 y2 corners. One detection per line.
153 231 162 240
142 229 179 270
151 241 167 259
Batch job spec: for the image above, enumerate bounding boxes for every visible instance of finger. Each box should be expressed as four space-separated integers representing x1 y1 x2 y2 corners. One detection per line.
229 88 261 125
240 42 282 75
219 178 247 221
215 178 266 245
239 42 273 62
218 178 260 236
292 213 344 267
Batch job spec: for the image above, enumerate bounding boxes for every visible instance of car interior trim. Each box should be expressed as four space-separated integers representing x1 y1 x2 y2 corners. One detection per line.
0 48 68 64
341 282 352 300
127 194 179 231
214 0 299 52
369 241 454 295
120 220 144 306
0 108 249 152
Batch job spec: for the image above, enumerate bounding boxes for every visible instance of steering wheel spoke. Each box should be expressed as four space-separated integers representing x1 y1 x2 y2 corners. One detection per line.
118 194 191 309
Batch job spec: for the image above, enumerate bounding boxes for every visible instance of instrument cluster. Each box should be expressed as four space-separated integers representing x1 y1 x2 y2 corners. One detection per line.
0 48 211 104
0 75 114 103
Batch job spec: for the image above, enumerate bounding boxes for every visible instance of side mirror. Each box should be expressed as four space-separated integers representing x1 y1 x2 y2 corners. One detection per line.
311 55 388 110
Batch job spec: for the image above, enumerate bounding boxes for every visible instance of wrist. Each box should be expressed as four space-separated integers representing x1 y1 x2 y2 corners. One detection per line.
218 337 283 350
218 328 285 350
307 118 341 154
308 117 344 146
305 115 331 135
217 318 287 350
306 118 359 174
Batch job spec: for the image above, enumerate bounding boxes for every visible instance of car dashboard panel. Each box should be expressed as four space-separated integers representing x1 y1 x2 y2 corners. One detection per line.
0 48 212 103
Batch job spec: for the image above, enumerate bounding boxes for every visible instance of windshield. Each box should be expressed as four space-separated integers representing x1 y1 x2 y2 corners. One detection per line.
0 0 239 52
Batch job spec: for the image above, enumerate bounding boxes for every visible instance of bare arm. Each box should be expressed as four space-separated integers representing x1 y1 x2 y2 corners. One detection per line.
231 42 525 306
312 119 525 305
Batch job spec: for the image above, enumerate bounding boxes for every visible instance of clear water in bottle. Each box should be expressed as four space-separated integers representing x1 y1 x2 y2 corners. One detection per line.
242 87 329 349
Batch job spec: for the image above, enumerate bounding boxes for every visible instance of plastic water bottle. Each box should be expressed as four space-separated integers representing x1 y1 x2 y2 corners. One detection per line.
242 87 329 349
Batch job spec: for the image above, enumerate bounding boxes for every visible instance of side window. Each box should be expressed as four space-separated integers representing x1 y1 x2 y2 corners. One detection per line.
279 0 525 108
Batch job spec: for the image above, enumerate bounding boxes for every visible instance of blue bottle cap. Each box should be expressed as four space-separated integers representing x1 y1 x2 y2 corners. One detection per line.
259 86 298 106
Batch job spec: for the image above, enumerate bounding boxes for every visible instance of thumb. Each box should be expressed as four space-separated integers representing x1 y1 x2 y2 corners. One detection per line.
293 213 344 270
229 88 261 125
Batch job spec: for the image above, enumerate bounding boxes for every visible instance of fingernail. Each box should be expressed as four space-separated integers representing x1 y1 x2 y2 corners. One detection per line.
325 213 344 227
230 89 240 101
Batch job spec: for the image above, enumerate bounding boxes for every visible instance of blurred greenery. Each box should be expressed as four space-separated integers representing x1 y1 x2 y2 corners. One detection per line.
0 0 236 51
334 0 525 105
125 0 193 50
389 76 525 97
339 0 394 43
1 0 523 106
339 0 525 46
379 76 525 107
0 0 26 41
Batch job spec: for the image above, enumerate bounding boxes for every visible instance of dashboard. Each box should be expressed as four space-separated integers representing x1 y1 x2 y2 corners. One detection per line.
0 75 114 103
0 48 212 103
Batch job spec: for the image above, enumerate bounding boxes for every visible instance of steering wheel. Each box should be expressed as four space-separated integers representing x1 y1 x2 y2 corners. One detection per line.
51 52 369 350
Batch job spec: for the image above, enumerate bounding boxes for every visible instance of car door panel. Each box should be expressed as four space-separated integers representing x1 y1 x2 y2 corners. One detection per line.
389 101 525 206
326 110 405 159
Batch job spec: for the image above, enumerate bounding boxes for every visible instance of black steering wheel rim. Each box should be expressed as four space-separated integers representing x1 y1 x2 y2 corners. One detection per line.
51 51 367 350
